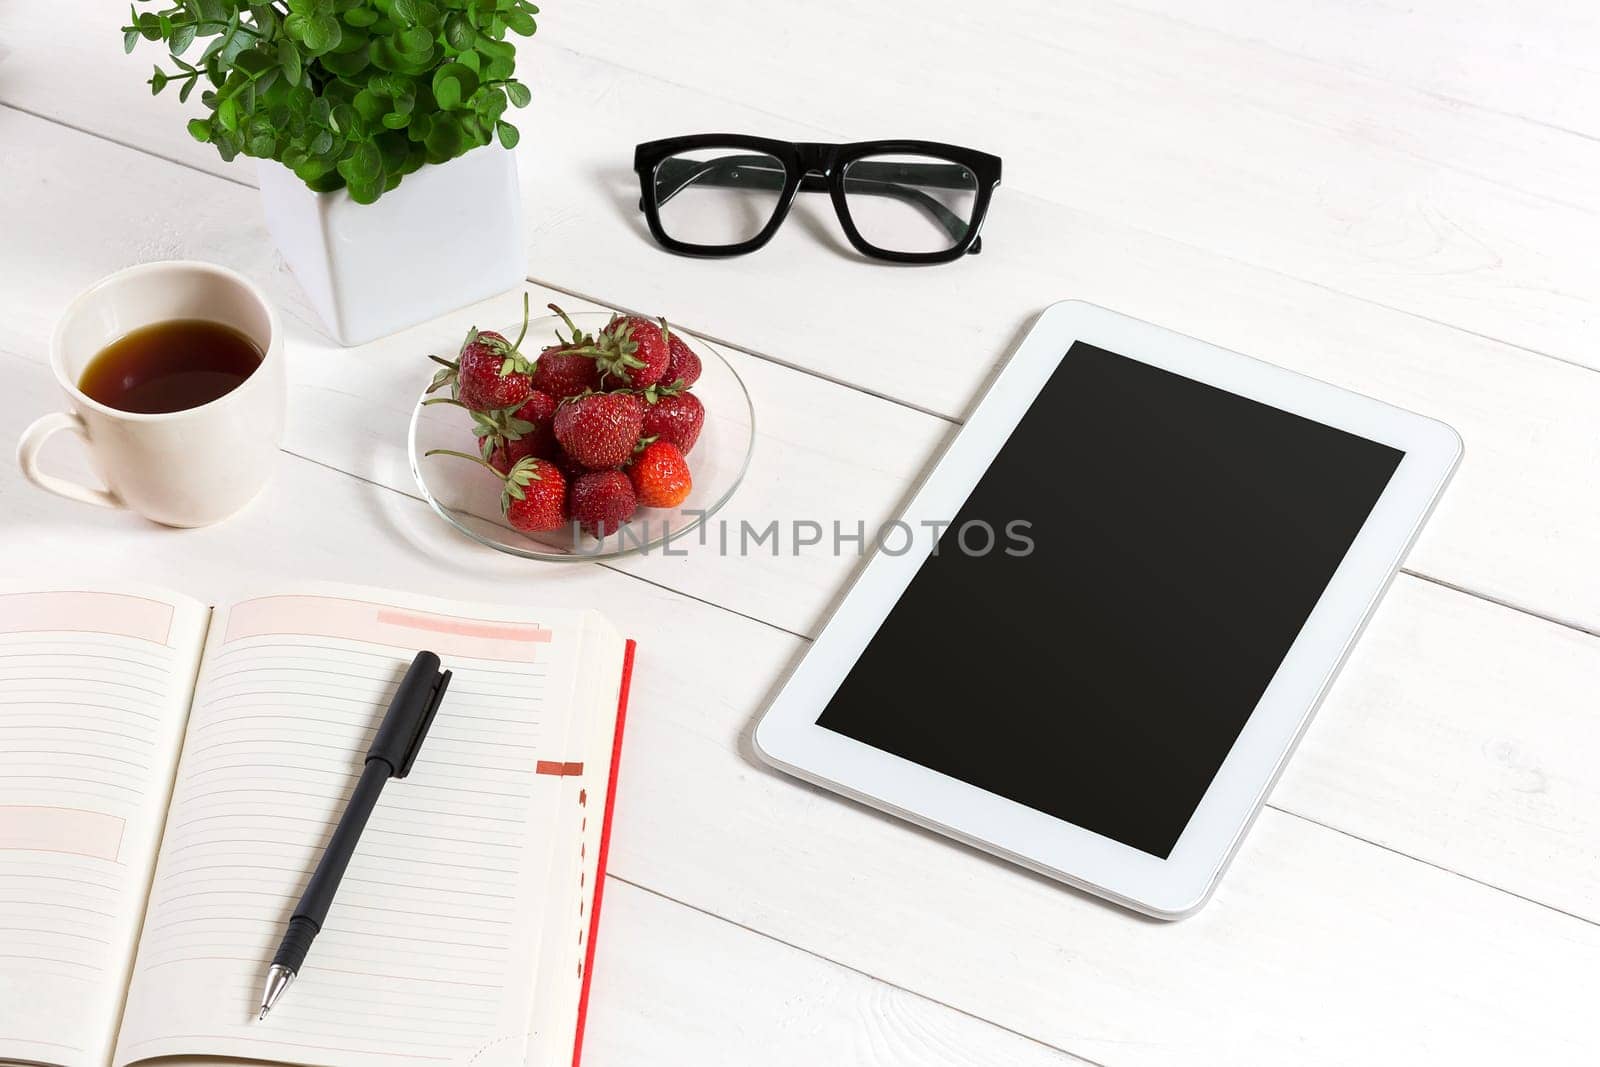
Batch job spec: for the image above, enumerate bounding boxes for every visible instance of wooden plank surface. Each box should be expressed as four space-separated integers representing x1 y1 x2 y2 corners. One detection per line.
2 1 1598 1062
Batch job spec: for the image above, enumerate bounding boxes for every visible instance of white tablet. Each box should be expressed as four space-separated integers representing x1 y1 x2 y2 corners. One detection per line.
754 301 1461 918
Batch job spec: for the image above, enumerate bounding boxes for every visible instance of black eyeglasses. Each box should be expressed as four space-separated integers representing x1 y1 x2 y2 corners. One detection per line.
633 135 1002 264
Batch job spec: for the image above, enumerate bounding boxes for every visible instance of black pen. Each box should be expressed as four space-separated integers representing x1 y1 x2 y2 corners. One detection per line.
257 650 452 1021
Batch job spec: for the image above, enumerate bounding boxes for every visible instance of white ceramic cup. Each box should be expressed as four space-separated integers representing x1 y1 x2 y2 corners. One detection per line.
17 260 286 527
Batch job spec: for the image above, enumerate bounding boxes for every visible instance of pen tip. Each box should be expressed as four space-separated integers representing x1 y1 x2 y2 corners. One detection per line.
258 1006 270 1022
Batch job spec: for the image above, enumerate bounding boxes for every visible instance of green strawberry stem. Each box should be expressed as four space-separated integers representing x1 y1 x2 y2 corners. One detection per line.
548 303 593 346
425 448 500 476
510 292 531 353
427 448 548 516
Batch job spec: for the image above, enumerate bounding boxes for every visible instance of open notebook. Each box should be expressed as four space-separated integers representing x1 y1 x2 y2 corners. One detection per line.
0 583 635 1067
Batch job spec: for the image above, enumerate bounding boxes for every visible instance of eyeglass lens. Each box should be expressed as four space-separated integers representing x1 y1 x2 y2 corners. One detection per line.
840 153 978 254
653 148 788 247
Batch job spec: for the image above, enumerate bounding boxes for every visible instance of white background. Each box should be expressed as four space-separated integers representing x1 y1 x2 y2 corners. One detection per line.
2 1 1598 1063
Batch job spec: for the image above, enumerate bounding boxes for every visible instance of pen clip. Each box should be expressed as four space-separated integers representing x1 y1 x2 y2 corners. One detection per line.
397 668 451 779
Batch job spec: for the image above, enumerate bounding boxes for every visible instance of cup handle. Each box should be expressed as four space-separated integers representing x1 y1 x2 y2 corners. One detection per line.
16 411 123 510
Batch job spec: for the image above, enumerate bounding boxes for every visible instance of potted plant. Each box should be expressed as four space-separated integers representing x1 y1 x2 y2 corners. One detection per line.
125 0 538 345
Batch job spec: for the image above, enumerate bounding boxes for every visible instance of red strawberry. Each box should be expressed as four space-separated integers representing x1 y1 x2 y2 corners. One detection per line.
479 432 537 475
569 469 636 536
533 305 602 398
425 450 568 533
553 391 645 469
531 346 599 399
428 294 535 411
592 315 670 388
505 390 559 457
640 390 704 454
445 389 558 472
663 331 702 388
628 440 693 508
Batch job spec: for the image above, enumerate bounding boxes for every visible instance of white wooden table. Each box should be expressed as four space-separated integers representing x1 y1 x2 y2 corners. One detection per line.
4 2 1599 1063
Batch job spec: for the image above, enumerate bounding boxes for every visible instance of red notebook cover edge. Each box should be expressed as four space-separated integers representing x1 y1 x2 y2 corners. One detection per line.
571 637 635 1067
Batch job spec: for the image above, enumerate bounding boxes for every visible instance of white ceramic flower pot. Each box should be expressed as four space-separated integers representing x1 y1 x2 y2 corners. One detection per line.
258 146 525 346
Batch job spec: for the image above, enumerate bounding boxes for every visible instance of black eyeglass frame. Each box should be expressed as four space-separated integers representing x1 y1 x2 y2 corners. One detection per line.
633 134 1003 264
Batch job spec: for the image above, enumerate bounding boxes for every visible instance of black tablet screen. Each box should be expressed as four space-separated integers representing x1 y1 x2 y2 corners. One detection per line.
816 342 1404 858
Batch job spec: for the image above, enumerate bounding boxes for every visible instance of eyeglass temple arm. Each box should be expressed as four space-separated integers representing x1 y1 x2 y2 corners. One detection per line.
647 156 982 253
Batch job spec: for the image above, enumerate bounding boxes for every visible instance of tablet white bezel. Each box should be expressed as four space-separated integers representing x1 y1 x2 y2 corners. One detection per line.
753 300 1462 918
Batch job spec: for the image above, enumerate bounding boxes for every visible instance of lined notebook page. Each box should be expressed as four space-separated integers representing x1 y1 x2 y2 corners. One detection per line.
114 592 600 1067
0 587 209 1067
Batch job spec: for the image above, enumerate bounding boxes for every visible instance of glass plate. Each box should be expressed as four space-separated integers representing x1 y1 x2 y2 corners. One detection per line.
408 312 754 561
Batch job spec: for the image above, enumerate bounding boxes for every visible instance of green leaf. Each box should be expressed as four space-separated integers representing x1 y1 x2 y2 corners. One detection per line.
397 26 435 53
432 62 479 108
423 117 465 159
347 178 383 204
343 8 379 27
123 26 140 53
320 44 371 76
339 141 383 182
504 79 530 107
393 0 421 23
278 38 303 85
353 88 385 122
444 13 474 49
504 9 535 35
483 54 514 81
495 120 519 149
300 14 342 53
150 67 169 94
170 20 198 54
178 76 198 103
433 74 460 110
187 118 212 142
233 48 272 76
478 88 507 124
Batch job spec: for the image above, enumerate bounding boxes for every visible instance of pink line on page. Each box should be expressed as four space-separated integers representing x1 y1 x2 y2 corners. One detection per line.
0 805 126 861
223 595 554 662
0 591 174 645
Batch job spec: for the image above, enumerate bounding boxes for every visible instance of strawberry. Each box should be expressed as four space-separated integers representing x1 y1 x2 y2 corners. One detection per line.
628 440 693 508
640 389 704 454
663 331 702 388
425 450 568 533
553 391 646 469
427 390 558 472
569 469 637 536
591 315 670 388
531 346 600 398
479 432 538 475
501 390 559 458
533 305 602 398
428 294 536 412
